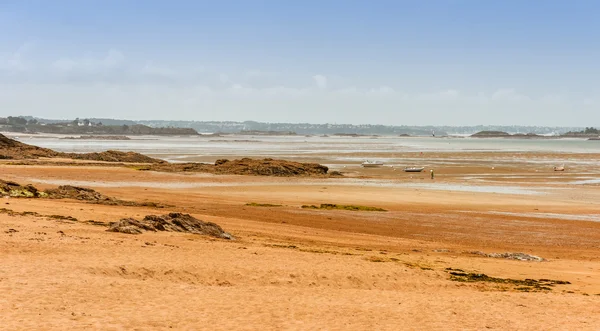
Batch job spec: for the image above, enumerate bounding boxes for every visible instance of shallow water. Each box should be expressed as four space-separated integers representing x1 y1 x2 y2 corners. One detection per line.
569 178 600 185
487 211 600 223
8 134 600 160
398 183 547 195
26 177 550 195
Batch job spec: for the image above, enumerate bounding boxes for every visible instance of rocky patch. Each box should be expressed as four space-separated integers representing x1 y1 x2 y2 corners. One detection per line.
0 133 164 163
146 158 332 177
1 180 166 207
468 251 544 262
107 213 233 239
0 179 45 198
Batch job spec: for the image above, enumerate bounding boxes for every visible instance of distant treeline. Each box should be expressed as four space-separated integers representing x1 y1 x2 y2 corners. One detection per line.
137 120 583 136
1 116 590 136
0 117 198 135
562 127 600 137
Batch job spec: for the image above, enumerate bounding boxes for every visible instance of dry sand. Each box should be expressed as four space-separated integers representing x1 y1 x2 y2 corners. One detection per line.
1 151 600 330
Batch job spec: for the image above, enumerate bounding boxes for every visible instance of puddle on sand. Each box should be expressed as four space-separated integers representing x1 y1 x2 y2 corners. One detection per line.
487 211 600 223
27 178 550 195
26 178 235 189
400 183 545 195
569 178 600 185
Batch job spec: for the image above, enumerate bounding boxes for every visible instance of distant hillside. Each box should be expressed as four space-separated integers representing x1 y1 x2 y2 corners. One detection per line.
2 116 587 136
139 120 445 136
138 120 584 136
561 127 600 138
471 131 510 137
472 131 560 139
18 117 138 126
0 117 198 135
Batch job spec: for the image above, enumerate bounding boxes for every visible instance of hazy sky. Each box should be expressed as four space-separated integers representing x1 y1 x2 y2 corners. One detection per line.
1 0 598 126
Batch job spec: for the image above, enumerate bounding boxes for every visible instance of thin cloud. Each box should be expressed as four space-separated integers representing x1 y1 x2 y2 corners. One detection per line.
491 88 530 102
313 74 327 89
52 49 125 72
0 42 35 71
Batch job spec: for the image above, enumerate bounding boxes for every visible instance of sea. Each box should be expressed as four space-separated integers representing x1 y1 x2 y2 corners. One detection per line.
7 134 600 163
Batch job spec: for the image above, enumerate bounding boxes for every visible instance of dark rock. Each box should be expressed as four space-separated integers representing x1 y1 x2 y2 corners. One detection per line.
0 179 44 197
107 213 233 239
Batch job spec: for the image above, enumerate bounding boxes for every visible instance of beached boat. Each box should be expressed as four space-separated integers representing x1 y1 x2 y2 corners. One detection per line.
404 167 425 172
361 160 384 168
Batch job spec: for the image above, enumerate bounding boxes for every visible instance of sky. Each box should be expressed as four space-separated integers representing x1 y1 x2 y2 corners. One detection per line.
1 0 599 126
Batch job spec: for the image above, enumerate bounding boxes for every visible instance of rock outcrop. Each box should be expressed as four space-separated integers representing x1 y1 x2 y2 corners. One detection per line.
0 134 164 163
107 213 233 239
1 180 165 207
147 158 330 177
65 151 164 164
0 134 59 159
0 179 45 197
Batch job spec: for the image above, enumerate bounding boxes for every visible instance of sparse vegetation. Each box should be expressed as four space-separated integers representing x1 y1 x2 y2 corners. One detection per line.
2 180 167 208
471 131 510 137
46 215 79 222
366 256 390 262
446 269 570 292
563 127 600 136
85 220 108 226
129 165 152 171
0 208 77 222
246 202 283 207
301 204 387 212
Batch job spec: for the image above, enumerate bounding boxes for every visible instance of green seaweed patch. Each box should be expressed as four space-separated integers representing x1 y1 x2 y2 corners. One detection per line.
128 165 152 171
301 204 387 212
447 270 570 292
246 202 283 207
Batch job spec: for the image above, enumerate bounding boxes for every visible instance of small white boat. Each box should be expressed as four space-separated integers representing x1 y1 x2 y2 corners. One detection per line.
404 167 425 172
553 165 565 171
361 160 384 168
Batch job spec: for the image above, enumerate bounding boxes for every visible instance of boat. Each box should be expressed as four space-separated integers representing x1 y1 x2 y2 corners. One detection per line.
361 160 384 168
404 167 425 172
553 165 565 171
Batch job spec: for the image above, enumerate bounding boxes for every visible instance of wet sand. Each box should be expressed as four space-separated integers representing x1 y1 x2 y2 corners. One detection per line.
1 149 600 330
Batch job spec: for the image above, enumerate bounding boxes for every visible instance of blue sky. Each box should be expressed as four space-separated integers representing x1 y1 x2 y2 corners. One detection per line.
1 0 598 125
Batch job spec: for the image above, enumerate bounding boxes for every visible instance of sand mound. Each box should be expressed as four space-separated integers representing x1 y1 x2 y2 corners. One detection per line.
148 158 330 177
107 213 233 239
0 179 45 197
0 134 163 164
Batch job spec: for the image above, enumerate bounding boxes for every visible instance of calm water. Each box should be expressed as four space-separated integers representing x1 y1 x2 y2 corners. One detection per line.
6 134 600 161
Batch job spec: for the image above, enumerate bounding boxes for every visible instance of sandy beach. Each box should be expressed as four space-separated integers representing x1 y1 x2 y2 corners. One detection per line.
2 136 600 330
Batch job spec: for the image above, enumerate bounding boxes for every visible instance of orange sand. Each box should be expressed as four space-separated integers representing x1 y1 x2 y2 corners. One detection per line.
1 155 600 330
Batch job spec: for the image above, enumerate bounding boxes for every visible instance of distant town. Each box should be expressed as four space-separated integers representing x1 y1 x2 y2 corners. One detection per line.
0 115 593 137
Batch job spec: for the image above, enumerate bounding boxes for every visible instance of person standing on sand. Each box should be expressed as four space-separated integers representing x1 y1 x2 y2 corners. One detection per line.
430 169 434 179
